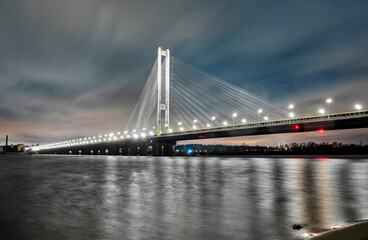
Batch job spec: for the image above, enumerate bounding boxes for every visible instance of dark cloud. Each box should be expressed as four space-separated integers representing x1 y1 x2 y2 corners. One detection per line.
0 100 48 122
73 82 141 110
12 78 76 99
0 108 18 120
0 0 368 145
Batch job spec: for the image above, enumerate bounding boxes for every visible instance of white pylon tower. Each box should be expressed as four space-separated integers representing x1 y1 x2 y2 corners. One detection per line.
157 47 170 135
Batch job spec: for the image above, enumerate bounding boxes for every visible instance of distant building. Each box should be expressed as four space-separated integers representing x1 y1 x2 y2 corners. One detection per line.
0 135 25 153
0 144 25 153
3 144 25 153
16 144 25 152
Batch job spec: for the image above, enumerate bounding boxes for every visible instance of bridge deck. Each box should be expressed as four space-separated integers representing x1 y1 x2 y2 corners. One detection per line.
156 110 368 141
31 110 368 152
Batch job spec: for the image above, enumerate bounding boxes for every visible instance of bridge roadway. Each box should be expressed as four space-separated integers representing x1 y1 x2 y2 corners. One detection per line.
36 110 368 156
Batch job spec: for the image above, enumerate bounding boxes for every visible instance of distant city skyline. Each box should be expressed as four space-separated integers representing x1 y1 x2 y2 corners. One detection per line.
1 0 367 145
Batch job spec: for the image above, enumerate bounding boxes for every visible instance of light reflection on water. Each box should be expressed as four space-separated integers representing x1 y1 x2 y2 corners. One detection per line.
0 155 367 240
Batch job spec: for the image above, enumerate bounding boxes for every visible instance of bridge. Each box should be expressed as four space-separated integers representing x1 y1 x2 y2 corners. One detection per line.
30 48 368 156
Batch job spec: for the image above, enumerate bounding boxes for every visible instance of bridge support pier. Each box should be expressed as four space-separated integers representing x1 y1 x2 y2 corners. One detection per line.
109 145 120 155
122 145 130 155
152 141 176 156
138 143 148 156
130 145 138 156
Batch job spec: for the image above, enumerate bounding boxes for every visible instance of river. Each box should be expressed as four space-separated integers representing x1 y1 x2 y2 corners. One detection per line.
0 155 367 239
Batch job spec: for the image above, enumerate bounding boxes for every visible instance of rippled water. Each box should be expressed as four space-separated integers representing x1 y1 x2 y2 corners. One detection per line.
0 155 367 240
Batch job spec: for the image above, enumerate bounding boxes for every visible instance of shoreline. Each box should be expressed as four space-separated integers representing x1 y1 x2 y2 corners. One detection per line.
307 221 368 239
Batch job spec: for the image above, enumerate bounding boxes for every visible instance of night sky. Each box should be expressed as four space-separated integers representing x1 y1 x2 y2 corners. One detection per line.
1 0 368 146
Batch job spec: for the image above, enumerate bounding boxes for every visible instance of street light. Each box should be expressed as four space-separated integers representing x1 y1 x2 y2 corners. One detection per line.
288 104 295 119
211 116 216 127
232 113 238 127
257 109 263 122
223 121 228 126
326 98 333 116
206 123 211 128
193 120 197 129
355 104 362 111
178 122 182 126
179 127 184 131
241 118 246 124
264 116 269 121
319 108 325 115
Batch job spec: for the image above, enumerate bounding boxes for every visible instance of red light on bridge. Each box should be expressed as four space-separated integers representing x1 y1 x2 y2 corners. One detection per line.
294 125 300 130
198 136 210 139
332 225 344 230
319 129 325 133
316 157 329 161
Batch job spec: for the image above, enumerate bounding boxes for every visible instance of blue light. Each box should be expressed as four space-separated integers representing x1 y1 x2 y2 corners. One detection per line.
186 149 193 154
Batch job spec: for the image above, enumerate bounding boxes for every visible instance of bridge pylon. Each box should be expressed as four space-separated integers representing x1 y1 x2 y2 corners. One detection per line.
157 47 170 135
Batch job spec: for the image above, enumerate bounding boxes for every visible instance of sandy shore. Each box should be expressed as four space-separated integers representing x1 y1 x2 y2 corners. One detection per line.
311 221 368 240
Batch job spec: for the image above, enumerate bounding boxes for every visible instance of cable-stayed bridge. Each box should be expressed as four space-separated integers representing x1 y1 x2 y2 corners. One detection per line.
31 47 368 156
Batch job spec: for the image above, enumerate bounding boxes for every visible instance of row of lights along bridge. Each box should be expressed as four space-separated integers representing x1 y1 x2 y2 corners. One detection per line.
48 101 363 148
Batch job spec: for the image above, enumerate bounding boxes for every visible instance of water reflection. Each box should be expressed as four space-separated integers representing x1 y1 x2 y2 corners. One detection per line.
0 155 367 240
271 159 288 238
338 161 359 221
296 159 331 233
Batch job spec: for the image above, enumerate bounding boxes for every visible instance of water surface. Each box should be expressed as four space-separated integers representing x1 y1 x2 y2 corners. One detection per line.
0 155 367 239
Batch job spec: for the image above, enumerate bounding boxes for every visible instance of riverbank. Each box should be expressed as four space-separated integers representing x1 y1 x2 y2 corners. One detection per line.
311 221 368 240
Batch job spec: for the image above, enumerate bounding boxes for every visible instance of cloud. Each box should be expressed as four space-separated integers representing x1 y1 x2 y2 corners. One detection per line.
11 77 77 99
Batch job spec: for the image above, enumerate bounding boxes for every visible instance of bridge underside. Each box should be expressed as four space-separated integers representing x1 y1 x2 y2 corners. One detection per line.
35 113 368 156
37 141 176 156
